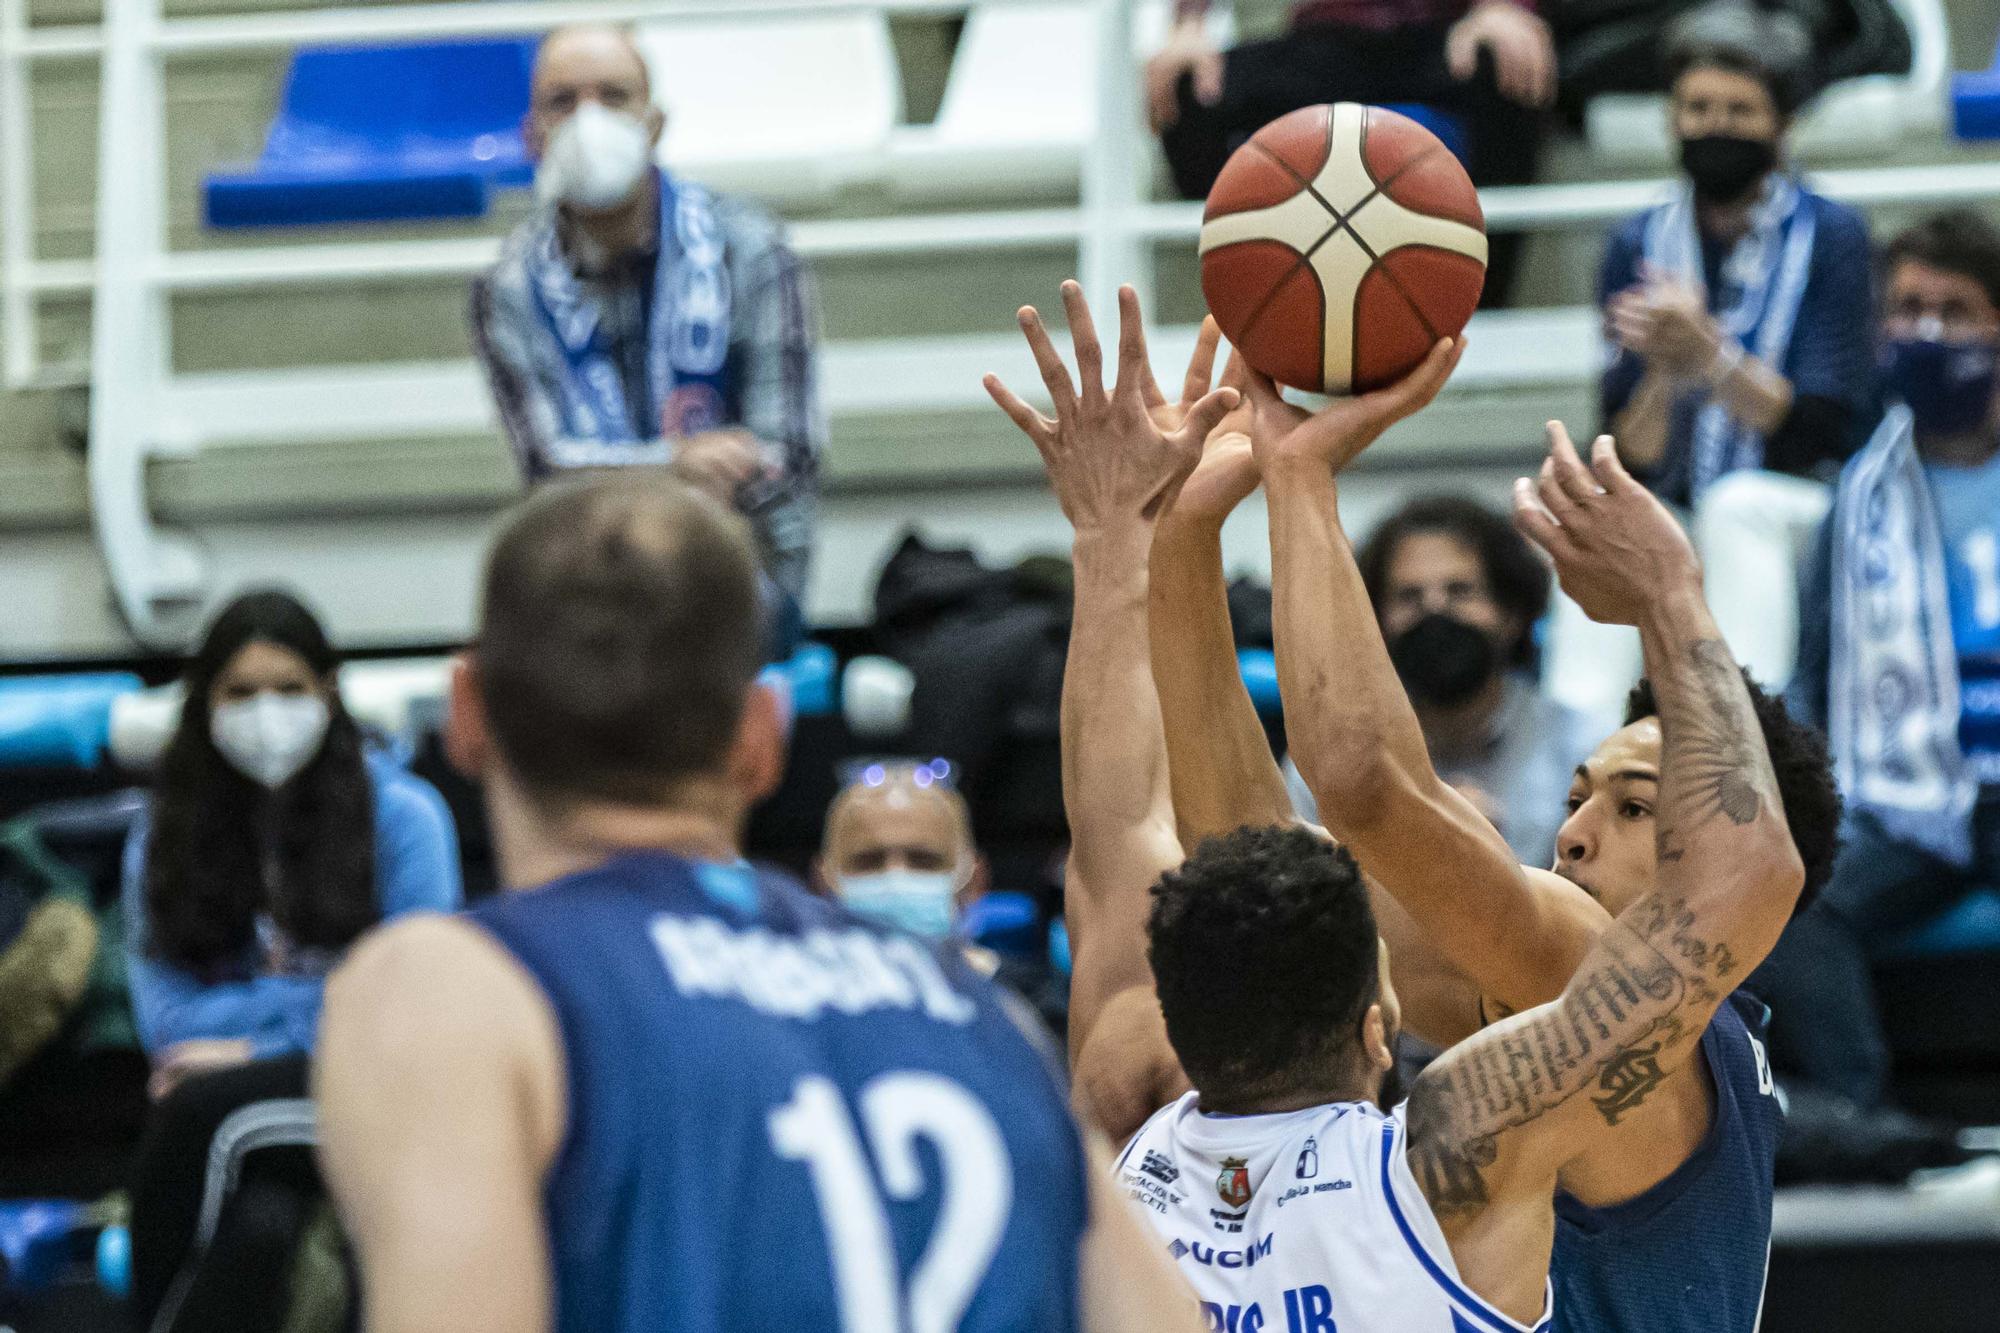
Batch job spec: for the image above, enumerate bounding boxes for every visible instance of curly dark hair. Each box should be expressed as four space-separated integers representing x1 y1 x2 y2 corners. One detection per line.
1148 825 1380 1108
1623 673 1841 914
145 590 378 974
1882 210 2000 316
1357 494 1551 668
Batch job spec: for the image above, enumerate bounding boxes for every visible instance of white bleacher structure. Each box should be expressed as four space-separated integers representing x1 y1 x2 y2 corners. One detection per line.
2 0 1999 650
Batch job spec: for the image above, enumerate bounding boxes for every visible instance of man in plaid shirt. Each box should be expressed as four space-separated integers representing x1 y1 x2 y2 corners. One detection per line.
472 24 824 623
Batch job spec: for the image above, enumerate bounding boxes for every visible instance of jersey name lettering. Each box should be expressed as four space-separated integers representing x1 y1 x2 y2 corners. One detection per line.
651 914 976 1024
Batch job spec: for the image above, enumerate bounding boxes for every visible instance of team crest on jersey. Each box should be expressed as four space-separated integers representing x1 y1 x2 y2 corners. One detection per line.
1216 1156 1253 1210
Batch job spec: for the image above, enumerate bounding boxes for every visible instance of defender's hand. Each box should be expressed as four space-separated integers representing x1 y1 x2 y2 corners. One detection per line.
985 281 1238 538
1511 421 1702 626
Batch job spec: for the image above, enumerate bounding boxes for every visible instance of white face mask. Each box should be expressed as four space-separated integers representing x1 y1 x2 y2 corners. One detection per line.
211 694 331 790
837 869 962 942
535 100 654 212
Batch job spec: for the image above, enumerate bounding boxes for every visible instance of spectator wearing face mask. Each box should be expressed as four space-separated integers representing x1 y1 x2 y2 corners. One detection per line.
1283 496 1596 866
470 24 825 638
1597 1 1876 688
120 590 460 1328
815 762 987 946
1757 212 2000 1127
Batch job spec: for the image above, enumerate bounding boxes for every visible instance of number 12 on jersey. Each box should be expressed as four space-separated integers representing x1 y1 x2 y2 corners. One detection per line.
770 1073 1014 1333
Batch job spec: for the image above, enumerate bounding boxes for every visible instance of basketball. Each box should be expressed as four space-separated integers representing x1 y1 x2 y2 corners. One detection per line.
1199 103 1488 396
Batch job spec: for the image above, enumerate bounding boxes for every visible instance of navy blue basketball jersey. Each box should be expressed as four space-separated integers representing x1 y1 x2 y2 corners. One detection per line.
1551 992 1784 1333
468 851 1089 1333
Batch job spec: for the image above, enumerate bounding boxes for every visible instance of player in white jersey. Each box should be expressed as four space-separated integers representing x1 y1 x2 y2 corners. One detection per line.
985 282 1808 1332
1120 1076 1545 1333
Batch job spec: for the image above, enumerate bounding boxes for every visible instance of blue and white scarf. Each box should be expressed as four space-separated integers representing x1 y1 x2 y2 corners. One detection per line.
527 167 732 452
1828 405 1979 865
1640 177 1817 500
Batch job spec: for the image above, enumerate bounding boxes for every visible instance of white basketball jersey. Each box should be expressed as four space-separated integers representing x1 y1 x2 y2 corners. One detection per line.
1117 1093 1552 1333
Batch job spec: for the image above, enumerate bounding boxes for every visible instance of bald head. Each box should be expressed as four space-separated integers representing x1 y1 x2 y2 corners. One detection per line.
820 768 977 887
526 25 659 160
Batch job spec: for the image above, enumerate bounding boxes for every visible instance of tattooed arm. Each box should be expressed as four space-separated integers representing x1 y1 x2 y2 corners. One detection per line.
1400 426 1804 1311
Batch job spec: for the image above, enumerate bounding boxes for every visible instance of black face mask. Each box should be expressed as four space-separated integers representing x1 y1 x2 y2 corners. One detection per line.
1678 134 1778 204
1387 613 1499 709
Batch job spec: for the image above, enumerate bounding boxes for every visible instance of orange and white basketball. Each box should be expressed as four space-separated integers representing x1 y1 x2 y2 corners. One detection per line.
1199 103 1488 396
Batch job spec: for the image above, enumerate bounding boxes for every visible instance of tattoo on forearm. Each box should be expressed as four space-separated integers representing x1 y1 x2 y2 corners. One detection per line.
1660 639 1776 830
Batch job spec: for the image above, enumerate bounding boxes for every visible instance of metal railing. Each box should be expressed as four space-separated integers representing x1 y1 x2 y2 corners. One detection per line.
0 0 1990 646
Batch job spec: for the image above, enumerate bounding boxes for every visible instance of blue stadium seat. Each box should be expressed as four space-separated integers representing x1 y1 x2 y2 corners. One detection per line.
1239 649 1282 717
1381 103 1470 167
203 37 537 229
962 891 1042 957
1881 888 2000 960
769 642 839 718
1952 34 2000 139
0 674 142 770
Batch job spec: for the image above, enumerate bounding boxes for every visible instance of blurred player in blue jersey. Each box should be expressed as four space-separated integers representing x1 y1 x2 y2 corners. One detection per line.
314 477 1198 1333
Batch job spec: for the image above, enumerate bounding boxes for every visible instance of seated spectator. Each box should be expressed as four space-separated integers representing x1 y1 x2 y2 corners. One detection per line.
815 760 987 943
1149 0 1550 299
1284 495 1596 865
122 589 460 1328
1758 211 2000 1129
471 23 824 642
1599 1 1876 687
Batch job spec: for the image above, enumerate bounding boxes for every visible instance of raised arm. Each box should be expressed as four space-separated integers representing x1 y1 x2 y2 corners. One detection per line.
1254 348 1593 1020
1403 427 1803 1265
983 282 1235 1068
1148 348 1296 847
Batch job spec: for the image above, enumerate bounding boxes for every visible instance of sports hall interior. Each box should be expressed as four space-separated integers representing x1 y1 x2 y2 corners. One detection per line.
2 0 1999 1328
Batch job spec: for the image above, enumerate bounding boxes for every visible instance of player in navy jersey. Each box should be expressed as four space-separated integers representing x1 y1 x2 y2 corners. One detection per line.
986 282 1820 1332
1118 324 1842 1328
314 477 1201 1333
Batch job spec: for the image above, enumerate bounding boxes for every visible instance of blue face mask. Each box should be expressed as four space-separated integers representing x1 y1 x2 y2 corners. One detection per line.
1882 335 2000 438
839 870 959 941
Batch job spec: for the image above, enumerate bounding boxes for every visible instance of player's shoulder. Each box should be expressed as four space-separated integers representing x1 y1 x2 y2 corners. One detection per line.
325 913 549 1063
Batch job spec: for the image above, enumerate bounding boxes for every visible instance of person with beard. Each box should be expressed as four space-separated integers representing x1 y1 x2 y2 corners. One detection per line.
991 281 1818 1333
1594 0 1876 688
1752 212 2000 1141
1278 495 1595 864
470 24 824 638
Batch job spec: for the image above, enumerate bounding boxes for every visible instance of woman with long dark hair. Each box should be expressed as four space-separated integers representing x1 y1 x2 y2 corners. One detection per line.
121 589 460 1329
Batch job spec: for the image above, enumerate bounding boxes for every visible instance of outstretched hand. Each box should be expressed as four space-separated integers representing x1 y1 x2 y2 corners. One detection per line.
1511 422 1702 626
985 282 1239 538
1247 338 1463 479
1162 348 1264 528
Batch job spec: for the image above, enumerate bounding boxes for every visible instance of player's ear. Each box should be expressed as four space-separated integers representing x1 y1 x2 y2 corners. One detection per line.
444 652 492 781
728 679 789 808
1360 1003 1394 1074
